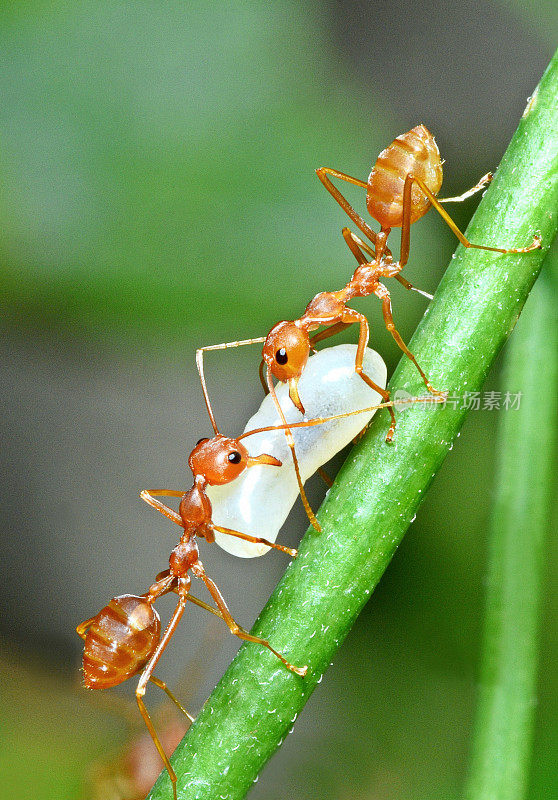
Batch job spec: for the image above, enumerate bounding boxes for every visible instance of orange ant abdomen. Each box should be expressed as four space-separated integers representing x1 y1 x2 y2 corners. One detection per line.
81 595 160 690
367 125 443 228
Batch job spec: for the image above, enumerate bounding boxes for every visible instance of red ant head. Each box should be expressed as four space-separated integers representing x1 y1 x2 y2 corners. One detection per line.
262 321 309 413
263 321 310 381
189 435 281 486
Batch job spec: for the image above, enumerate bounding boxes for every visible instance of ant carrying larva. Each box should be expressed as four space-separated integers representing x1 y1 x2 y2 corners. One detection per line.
77 349 440 800
198 126 541 527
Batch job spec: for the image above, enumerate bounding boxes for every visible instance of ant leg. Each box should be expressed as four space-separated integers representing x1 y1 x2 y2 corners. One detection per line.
140 490 183 526
391 273 434 300
398 173 541 269
345 228 433 299
438 172 492 203
309 320 351 348
316 167 379 251
342 309 397 442
266 367 322 533
212 523 298 558
344 223 430 296
146 592 227 745
352 425 369 445
156 579 226 624
374 283 446 397
343 227 398 265
191 562 307 676
136 592 189 800
240 395 444 441
342 226 369 265
196 337 267 434
174 591 225 621
259 358 270 394
76 616 96 640
149 675 195 724
317 467 334 488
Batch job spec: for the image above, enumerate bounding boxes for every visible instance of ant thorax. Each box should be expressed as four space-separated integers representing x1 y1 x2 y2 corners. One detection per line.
169 538 199 576
302 291 345 322
178 484 212 530
346 263 384 297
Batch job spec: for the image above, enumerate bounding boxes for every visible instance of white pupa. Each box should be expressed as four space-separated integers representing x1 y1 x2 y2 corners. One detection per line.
206 344 386 557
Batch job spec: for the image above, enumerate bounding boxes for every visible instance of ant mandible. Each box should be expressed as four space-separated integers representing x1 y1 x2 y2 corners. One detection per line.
262 125 540 441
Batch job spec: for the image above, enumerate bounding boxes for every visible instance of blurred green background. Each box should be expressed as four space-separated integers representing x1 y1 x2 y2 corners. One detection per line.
0 2 556 799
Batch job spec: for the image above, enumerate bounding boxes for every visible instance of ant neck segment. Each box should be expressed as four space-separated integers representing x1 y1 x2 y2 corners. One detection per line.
194 473 208 490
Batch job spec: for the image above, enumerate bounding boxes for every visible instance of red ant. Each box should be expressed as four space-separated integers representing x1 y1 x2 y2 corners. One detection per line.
76 372 413 798
77 426 305 800
262 125 540 438
195 127 540 528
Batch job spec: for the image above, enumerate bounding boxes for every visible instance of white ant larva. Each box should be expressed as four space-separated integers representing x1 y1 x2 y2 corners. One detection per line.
207 344 387 557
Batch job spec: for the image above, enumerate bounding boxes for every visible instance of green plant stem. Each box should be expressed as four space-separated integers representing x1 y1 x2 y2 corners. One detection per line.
149 51 558 800
465 243 558 800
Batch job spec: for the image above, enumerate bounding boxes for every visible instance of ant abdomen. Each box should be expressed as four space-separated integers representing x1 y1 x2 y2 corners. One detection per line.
367 125 443 228
81 595 160 690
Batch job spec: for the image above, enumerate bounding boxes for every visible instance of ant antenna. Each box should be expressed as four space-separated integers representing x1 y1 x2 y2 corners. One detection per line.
196 337 267 435
196 349 219 434
238 394 443 441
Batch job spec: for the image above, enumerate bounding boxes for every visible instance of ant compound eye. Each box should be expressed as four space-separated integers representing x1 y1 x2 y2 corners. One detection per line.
228 451 242 464
196 437 209 446
275 348 288 365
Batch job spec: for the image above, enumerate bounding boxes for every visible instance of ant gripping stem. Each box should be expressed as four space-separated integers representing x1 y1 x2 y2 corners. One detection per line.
317 125 540 269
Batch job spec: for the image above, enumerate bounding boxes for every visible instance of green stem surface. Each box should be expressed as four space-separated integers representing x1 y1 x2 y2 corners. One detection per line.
149 51 558 800
465 243 558 800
